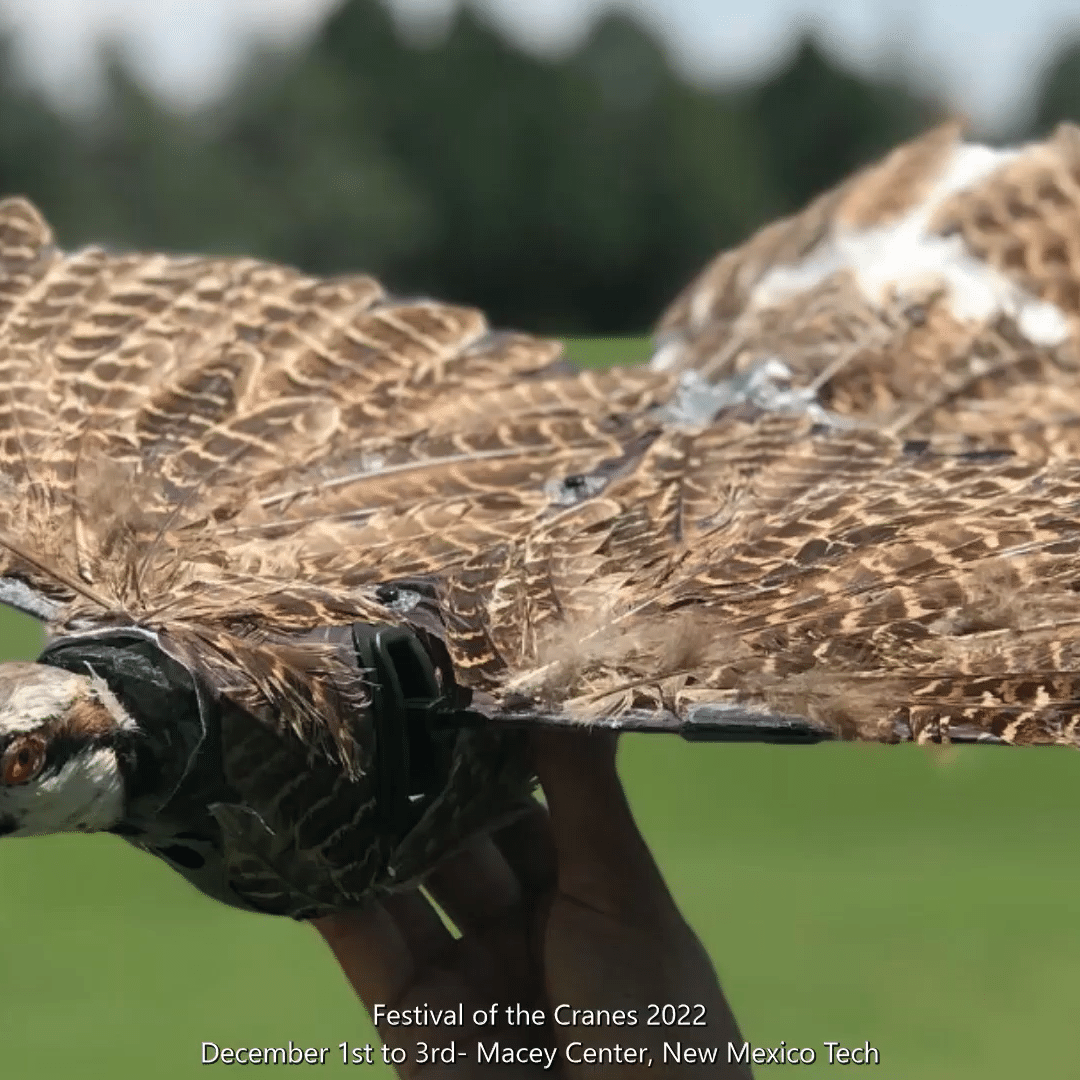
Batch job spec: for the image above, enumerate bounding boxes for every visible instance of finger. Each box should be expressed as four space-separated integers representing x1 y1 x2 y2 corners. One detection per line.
531 728 673 917
488 801 558 970
381 888 455 967
424 833 522 934
312 901 416 1010
489 798 557 903
314 902 516 1080
531 727 620 825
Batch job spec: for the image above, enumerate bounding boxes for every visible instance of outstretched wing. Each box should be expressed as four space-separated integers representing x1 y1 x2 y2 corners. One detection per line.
0 197 676 636
654 122 1080 458
5 122 1080 756
0 197 686 765
454 412 1080 748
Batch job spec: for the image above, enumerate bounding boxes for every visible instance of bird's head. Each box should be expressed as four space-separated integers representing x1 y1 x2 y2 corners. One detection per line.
0 663 134 837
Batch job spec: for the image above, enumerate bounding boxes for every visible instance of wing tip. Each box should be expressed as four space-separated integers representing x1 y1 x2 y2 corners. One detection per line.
0 196 55 267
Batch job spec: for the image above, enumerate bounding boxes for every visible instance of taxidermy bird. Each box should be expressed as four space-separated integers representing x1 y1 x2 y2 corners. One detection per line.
5 124 1080 918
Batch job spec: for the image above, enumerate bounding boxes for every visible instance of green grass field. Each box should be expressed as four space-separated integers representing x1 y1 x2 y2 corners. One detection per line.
2 339 1079 1078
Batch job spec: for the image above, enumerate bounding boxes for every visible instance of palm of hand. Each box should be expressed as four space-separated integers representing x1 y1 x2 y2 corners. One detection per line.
315 732 750 1080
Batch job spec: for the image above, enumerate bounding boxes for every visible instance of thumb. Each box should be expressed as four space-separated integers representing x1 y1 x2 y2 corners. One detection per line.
531 728 674 919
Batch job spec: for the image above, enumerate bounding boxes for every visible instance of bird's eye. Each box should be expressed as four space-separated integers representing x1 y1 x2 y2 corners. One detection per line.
1 736 46 785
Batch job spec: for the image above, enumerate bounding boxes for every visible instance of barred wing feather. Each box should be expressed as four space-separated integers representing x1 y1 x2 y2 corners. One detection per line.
4 127 1080 757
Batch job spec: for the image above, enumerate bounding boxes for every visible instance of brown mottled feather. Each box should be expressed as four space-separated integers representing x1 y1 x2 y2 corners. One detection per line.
654 122 1080 459
6 127 1080 763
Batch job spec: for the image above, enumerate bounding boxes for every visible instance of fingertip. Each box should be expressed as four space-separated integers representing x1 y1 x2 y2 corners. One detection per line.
424 834 522 932
310 903 415 1009
531 728 630 850
531 726 618 804
490 798 557 901
530 729 678 921
312 909 367 942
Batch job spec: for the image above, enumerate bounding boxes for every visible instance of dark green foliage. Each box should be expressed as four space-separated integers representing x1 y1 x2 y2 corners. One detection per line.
0 37 93 242
0 1 945 333
750 36 940 212
1031 36 1080 136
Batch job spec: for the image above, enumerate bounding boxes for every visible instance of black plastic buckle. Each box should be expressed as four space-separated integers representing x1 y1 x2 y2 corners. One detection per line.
351 624 484 837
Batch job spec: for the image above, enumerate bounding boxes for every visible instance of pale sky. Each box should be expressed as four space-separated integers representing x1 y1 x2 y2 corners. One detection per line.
0 0 1076 130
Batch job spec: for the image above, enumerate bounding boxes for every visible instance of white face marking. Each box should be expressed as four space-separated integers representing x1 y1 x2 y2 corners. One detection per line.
0 664 132 837
0 672 85 735
1 747 125 836
85 669 137 731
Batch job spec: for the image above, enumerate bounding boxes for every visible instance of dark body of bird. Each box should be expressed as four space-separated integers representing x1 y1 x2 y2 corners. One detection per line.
7 127 1080 917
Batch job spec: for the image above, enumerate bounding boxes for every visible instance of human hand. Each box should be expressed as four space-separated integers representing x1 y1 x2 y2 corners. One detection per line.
314 730 751 1078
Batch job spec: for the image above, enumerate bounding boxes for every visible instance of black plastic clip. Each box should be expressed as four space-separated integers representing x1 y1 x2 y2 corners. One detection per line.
351 624 485 838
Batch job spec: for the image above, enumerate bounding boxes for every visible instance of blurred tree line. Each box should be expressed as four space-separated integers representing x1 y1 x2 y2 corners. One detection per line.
1 0 1077 333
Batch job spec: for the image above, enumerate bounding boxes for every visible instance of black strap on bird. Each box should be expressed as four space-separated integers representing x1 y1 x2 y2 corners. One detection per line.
495 704 836 744
350 624 835 837
350 623 486 836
